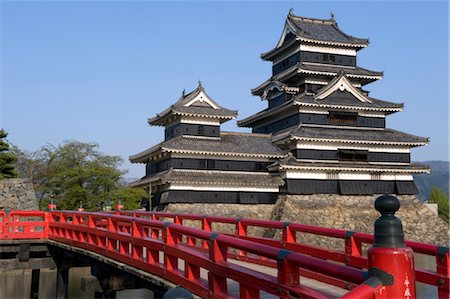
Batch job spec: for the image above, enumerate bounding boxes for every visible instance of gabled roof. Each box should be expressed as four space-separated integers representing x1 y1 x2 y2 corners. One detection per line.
130 132 285 163
148 81 237 126
252 63 383 95
314 72 372 103
273 124 429 147
261 11 369 61
261 81 300 100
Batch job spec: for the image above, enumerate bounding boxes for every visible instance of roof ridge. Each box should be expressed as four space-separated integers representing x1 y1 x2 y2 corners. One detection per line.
220 131 272 138
288 11 335 25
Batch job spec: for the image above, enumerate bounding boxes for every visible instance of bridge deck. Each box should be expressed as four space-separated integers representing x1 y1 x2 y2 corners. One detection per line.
228 260 346 298
47 239 347 298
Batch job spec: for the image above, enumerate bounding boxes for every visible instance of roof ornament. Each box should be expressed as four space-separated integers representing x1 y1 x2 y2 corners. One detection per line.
288 7 294 15
182 89 186 97
198 80 204 90
330 11 335 20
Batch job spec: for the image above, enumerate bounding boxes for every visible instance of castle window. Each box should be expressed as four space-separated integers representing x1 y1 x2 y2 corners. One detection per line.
199 159 207 169
329 111 357 125
371 173 381 180
330 55 335 62
326 172 339 180
207 160 215 170
255 162 265 171
322 54 329 61
339 150 368 163
197 125 204 135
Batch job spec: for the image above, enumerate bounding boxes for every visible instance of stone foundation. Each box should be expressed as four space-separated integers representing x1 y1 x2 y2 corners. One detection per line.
163 194 449 249
164 203 274 236
0 178 38 210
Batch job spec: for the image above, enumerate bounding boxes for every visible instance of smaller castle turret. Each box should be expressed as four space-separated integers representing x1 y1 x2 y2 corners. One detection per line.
147 81 237 140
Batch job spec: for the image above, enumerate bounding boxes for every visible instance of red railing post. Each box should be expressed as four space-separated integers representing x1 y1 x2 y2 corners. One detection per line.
236 218 247 237
43 212 50 238
163 223 178 271
132 221 142 260
282 222 296 246
236 218 248 256
208 233 228 295
201 215 211 250
114 200 123 212
277 249 299 288
345 231 362 267
368 194 416 298
436 246 450 299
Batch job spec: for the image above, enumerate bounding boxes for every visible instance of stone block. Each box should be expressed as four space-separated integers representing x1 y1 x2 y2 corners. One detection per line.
0 178 38 210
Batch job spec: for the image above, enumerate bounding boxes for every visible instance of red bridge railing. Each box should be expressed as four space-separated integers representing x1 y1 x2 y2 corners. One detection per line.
117 210 449 298
0 195 448 299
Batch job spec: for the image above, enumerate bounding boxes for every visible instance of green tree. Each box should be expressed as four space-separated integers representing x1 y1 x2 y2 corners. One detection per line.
109 187 151 210
11 145 46 182
428 187 449 223
0 129 18 179
32 141 124 210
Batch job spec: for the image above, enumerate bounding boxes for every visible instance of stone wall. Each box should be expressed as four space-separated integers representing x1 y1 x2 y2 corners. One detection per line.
163 194 449 249
0 178 38 210
272 194 449 249
164 203 274 236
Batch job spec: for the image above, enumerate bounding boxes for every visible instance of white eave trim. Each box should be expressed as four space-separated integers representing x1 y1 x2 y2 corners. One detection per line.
298 68 382 80
291 136 428 147
298 37 368 49
169 185 280 192
294 101 403 113
163 148 284 159
279 164 429 174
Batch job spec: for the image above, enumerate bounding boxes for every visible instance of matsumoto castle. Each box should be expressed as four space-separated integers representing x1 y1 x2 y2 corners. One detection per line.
130 12 429 209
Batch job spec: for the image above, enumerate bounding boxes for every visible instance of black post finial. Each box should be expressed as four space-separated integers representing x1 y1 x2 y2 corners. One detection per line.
373 194 405 248
182 89 185 97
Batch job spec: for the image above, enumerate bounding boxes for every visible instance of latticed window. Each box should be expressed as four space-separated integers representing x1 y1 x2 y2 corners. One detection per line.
326 172 339 180
329 112 357 125
339 150 368 162
371 173 381 180
197 125 205 135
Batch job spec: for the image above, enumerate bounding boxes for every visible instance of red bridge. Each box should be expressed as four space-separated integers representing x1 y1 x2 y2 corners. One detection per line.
0 195 448 299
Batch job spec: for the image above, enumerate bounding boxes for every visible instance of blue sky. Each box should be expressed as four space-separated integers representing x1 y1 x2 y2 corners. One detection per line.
1 1 448 179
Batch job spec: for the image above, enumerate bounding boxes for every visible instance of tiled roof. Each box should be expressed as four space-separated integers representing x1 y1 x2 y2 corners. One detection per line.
148 82 237 125
296 91 403 110
270 154 429 173
273 124 429 145
287 13 369 46
130 132 285 163
130 168 284 188
252 63 383 95
261 12 369 60
238 91 403 128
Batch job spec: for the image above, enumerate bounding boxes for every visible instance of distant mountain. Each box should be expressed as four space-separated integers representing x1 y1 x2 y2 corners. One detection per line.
414 161 449 201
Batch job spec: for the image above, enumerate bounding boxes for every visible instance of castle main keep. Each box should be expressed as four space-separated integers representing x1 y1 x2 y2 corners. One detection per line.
130 11 429 210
